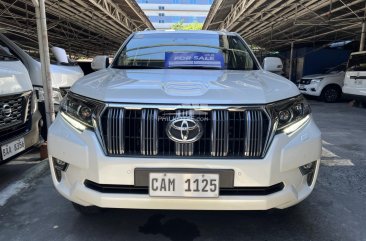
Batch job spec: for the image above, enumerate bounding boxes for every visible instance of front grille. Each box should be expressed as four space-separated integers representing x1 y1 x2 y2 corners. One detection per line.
99 107 272 158
0 92 31 131
84 180 284 196
299 79 311 85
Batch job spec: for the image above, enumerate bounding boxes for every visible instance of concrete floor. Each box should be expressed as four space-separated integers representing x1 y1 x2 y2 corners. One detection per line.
0 149 41 191
0 100 365 241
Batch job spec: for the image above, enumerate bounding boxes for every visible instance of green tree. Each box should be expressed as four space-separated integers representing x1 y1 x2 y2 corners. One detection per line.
171 20 203 30
171 20 185 30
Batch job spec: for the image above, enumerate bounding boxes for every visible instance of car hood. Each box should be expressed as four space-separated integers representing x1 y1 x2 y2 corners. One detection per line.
0 60 32 95
71 69 299 104
49 64 84 88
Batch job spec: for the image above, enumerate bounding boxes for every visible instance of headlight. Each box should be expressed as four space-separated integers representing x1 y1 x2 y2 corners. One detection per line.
31 91 37 113
60 92 104 130
270 95 311 135
34 87 63 105
310 78 323 84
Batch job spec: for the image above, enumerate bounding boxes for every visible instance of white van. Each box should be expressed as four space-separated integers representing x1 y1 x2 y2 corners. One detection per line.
0 44 41 163
343 51 366 102
0 33 84 139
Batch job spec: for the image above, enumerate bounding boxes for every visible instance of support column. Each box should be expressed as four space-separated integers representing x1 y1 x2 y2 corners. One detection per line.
360 21 366 51
289 42 294 82
32 0 55 128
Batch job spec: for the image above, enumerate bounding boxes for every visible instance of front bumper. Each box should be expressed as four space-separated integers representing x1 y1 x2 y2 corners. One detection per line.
298 83 322 96
0 110 41 163
48 115 322 210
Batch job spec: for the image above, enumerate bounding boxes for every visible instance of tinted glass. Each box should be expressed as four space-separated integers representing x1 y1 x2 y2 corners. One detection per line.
112 33 258 70
347 54 366 71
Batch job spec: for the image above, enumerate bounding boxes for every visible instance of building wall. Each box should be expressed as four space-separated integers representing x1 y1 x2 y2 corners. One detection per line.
280 47 351 81
137 0 213 30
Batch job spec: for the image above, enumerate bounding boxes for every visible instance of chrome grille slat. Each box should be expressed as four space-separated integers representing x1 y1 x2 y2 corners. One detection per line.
141 109 158 155
118 109 124 154
104 108 125 155
175 143 193 156
211 110 229 157
100 107 271 158
257 111 263 156
174 110 195 156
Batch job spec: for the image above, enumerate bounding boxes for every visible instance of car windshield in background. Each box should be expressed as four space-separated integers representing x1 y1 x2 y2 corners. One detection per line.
112 33 259 70
347 54 366 71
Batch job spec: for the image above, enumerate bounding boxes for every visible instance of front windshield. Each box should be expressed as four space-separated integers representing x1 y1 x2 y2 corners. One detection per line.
347 53 366 71
112 33 259 70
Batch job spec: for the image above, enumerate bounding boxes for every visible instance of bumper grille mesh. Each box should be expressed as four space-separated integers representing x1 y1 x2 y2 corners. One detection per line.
0 92 31 130
0 92 32 144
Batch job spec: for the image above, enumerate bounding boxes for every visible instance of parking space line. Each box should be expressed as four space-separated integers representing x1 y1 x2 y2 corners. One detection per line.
0 160 48 207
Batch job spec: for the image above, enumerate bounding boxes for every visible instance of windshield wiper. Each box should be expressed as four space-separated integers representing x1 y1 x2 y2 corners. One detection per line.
111 65 164 69
167 66 222 70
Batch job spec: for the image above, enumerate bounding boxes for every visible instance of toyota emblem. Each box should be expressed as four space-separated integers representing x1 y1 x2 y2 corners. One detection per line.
2 104 12 118
166 117 203 143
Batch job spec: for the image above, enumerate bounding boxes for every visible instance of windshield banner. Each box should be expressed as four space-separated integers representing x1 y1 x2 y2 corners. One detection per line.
165 52 224 68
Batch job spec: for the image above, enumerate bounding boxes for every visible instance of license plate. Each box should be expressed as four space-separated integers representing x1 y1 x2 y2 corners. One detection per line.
149 173 219 198
1 138 25 160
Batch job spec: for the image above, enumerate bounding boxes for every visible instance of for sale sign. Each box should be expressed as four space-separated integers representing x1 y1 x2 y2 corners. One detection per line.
165 52 224 68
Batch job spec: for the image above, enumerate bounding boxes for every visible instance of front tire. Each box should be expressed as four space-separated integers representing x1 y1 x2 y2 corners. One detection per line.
72 202 103 215
321 85 341 103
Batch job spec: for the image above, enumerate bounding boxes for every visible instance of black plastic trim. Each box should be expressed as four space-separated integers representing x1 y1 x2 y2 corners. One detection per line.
84 180 284 196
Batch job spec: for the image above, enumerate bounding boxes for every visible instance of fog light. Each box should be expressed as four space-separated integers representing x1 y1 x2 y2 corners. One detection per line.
299 161 317 186
53 158 68 171
53 158 69 182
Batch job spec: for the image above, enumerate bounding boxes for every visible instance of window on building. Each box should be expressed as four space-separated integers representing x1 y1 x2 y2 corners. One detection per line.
158 6 164 10
159 13 165 17
159 20 165 23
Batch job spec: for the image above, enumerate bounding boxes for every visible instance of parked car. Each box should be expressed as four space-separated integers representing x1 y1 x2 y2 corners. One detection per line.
48 30 321 214
0 33 84 139
298 63 346 102
343 51 366 103
0 44 41 163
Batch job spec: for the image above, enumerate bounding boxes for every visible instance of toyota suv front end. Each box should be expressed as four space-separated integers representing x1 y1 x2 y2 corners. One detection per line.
48 31 321 212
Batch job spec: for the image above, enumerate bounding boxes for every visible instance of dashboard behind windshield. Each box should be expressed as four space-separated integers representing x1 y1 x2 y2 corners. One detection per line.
112 33 259 70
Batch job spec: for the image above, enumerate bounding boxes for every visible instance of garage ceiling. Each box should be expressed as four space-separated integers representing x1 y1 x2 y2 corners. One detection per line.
204 0 366 50
0 0 154 57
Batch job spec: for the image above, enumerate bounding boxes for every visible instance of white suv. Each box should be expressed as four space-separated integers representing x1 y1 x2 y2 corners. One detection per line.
298 63 346 102
48 31 321 213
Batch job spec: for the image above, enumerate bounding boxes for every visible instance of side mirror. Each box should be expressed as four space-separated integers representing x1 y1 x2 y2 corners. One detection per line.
263 57 283 73
52 46 68 64
91 55 109 71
